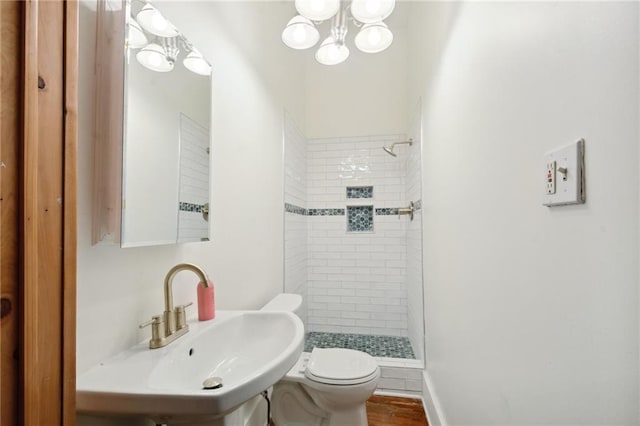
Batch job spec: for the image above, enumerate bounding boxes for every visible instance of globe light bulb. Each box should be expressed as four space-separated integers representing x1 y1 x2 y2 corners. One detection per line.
367 26 381 46
151 13 167 32
293 25 306 43
282 15 320 50
354 23 393 53
310 0 324 12
315 37 349 65
127 17 148 49
328 44 339 61
350 0 395 23
136 3 179 37
136 43 173 72
148 52 162 67
295 0 340 21
366 0 382 14
183 50 212 76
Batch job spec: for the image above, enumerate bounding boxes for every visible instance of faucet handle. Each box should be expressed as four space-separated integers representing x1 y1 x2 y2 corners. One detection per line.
175 302 193 330
139 315 162 329
139 315 165 347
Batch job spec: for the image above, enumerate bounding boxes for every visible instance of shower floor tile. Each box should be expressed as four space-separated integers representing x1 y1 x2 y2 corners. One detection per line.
304 332 416 359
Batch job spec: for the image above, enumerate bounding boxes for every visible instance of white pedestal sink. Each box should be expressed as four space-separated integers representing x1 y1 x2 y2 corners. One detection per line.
77 311 304 425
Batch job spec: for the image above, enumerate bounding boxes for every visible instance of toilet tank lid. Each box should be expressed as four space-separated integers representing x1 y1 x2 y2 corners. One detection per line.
261 293 302 312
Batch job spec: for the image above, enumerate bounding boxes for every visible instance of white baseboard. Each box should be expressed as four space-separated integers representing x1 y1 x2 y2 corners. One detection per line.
421 370 447 426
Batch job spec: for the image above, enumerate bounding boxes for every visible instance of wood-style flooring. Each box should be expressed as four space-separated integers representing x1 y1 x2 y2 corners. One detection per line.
367 395 429 426
270 395 428 426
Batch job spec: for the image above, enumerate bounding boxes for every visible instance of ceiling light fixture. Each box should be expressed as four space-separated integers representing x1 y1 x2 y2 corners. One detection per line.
127 18 148 49
183 48 212 76
136 42 173 72
135 3 179 38
353 22 393 53
282 0 395 65
295 0 340 21
350 0 395 24
126 1 211 76
282 15 320 50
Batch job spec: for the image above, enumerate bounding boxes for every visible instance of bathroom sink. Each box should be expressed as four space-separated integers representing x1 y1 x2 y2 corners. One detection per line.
77 311 304 424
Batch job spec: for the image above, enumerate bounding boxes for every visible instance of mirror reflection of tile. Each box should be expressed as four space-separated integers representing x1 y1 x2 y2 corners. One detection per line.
177 113 210 242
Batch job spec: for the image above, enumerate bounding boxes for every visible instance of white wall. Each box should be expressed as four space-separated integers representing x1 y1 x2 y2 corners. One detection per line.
77 1 304 424
304 9 408 139
408 2 639 425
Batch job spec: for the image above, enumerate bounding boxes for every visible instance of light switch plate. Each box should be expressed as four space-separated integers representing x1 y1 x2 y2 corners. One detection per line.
542 139 585 207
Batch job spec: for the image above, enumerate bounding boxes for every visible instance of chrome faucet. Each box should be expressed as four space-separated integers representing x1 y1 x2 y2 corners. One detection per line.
139 263 210 349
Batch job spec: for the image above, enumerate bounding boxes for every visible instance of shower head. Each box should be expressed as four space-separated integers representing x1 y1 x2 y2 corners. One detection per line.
383 146 397 157
382 139 413 157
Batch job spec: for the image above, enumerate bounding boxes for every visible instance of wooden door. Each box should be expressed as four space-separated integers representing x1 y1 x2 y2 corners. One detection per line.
1 1 77 425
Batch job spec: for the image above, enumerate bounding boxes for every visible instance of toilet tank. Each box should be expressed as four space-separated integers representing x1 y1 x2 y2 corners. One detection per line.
261 293 302 315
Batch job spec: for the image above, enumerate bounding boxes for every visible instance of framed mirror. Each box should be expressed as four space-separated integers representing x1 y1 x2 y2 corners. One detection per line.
93 0 212 247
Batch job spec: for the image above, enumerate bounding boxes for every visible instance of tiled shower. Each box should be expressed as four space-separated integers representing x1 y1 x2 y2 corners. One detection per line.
284 112 425 387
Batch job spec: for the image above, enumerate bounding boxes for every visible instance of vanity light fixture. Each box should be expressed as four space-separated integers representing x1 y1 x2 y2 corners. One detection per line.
127 1 211 76
282 0 396 65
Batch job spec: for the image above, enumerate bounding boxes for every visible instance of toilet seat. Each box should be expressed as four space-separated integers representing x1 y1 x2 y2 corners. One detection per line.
304 348 379 386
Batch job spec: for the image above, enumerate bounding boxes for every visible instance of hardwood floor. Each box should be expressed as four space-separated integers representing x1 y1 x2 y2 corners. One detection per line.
367 395 429 426
270 394 428 426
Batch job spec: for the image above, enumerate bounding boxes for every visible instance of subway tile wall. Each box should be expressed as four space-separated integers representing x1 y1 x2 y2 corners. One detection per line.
306 135 410 337
283 114 308 325
377 360 424 397
284 121 424 358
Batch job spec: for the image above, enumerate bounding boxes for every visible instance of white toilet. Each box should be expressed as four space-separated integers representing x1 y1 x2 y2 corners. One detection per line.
262 294 380 426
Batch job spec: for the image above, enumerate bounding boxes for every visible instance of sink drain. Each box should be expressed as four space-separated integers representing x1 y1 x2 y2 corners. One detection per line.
202 377 223 390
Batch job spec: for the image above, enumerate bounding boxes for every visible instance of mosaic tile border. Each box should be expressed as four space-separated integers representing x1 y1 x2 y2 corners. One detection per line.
375 207 399 215
346 186 373 199
305 332 416 359
285 202 421 217
285 203 346 216
285 202 307 215
308 208 345 216
179 201 204 213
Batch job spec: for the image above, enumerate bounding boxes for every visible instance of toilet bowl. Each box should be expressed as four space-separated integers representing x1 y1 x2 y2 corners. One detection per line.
262 294 380 426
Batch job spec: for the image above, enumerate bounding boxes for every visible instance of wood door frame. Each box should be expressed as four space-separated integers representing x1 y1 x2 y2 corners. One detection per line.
62 1 78 423
1 2 23 424
1 1 77 424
